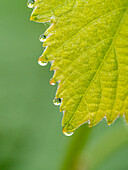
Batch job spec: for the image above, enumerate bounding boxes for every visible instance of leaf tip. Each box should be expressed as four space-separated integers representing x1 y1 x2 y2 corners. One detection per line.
62 127 74 137
50 78 56 86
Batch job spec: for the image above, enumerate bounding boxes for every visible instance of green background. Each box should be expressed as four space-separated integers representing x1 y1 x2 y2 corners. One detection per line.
0 0 128 170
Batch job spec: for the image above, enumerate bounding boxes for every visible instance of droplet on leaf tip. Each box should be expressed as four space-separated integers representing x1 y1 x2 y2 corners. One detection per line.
39 34 46 42
27 0 35 8
50 82 55 86
38 58 48 66
107 122 112 126
63 130 74 136
53 98 61 106
50 79 56 85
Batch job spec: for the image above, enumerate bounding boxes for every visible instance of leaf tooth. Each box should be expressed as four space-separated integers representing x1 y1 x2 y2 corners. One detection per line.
49 78 56 86
89 113 105 127
107 114 120 125
50 60 60 70
39 54 48 62
62 127 74 136
106 111 120 125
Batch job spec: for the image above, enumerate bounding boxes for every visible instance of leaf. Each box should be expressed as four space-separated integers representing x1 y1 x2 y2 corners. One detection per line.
30 0 128 133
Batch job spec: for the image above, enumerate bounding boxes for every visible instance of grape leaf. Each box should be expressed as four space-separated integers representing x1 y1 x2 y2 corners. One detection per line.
30 0 128 134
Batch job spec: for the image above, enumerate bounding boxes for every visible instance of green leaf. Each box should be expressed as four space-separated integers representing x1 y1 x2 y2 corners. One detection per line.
30 0 128 133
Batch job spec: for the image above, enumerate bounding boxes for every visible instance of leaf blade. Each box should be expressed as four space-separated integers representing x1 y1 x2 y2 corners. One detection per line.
30 0 128 133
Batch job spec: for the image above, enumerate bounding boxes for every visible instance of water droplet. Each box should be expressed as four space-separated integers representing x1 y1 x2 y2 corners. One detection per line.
63 131 74 136
53 98 61 106
38 59 48 66
50 79 56 85
50 82 55 85
27 0 35 8
39 34 46 42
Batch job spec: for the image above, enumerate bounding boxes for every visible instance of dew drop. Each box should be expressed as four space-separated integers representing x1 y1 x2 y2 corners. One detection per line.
63 131 74 136
53 98 61 106
50 82 55 86
38 59 48 66
39 34 46 42
50 79 56 85
27 0 35 8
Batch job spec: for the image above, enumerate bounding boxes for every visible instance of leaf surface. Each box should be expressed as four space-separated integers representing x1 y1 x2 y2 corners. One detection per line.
30 0 128 133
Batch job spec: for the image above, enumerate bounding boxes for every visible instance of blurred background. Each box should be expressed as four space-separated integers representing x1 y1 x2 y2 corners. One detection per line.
0 0 128 170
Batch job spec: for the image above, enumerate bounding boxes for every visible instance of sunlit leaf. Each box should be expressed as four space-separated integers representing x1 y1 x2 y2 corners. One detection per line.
30 0 128 133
